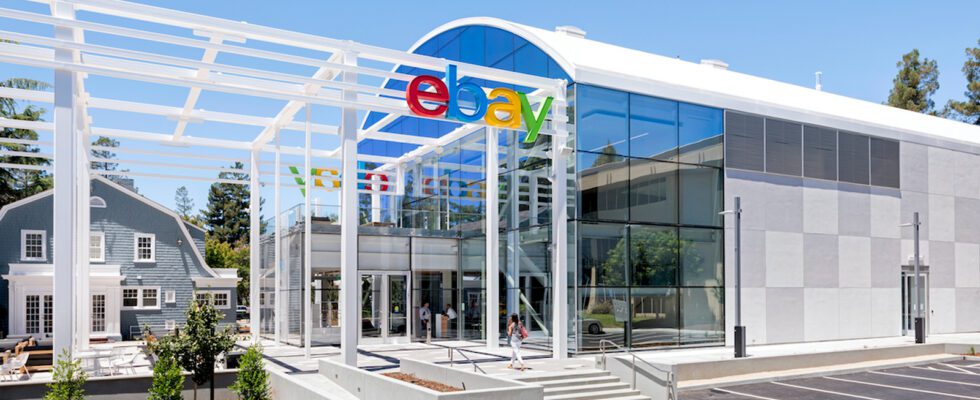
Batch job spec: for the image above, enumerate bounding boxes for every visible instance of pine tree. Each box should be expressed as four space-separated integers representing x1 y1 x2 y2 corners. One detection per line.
945 40 980 125
230 345 271 400
201 162 252 245
147 354 185 400
90 136 119 172
887 49 940 115
44 349 87 400
175 186 195 220
1 78 52 209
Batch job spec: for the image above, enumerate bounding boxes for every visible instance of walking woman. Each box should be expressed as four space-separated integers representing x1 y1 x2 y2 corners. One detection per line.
507 313 527 371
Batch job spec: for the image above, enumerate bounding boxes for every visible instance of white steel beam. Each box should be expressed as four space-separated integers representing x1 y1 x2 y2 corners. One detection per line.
303 103 313 359
172 34 224 141
485 127 500 350
249 148 261 344
550 83 569 359
338 51 360 366
273 128 282 345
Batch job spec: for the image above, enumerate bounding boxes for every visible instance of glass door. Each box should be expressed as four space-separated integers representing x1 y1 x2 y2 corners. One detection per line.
359 272 410 343
388 275 408 338
361 274 382 339
901 271 929 335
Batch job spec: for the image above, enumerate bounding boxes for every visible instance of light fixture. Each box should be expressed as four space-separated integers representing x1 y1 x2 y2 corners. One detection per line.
177 238 183 247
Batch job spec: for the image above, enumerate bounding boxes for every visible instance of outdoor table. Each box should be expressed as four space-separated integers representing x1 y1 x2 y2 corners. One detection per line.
76 349 112 376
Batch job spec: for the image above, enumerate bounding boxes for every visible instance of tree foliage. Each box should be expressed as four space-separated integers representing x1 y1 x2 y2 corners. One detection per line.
147 354 185 400
205 237 250 304
202 162 254 245
230 345 272 400
945 40 980 125
175 185 195 219
44 349 87 400
174 294 236 400
887 49 940 115
1 78 52 209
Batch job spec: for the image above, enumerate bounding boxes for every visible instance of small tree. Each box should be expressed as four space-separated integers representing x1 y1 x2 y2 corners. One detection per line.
44 349 87 400
148 354 185 400
176 293 236 400
230 345 271 400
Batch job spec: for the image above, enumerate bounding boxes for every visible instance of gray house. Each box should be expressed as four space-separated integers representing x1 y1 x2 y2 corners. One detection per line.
0 176 238 340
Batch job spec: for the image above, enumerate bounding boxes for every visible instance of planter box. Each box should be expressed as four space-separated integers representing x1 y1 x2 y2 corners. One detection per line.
319 358 542 400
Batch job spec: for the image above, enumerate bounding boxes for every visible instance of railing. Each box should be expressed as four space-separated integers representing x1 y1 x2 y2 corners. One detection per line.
598 339 675 400
437 344 487 374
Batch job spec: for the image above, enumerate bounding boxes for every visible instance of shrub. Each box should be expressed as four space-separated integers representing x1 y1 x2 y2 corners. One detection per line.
230 345 271 400
148 354 185 400
44 349 87 400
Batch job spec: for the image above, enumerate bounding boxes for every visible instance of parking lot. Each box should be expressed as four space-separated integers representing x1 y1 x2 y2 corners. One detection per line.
682 358 980 400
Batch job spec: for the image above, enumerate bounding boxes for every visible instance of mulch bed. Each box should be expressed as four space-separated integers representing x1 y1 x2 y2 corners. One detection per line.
382 372 463 393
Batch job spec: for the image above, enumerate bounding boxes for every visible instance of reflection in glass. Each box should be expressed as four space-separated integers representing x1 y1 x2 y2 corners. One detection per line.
678 103 724 167
579 287 627 351
629 159 678 224
630 288 679 348
578 223 627 286
577 85 629 156
680 287 724 345
630 225 678 287
578 151 628 221
680 228 724 287
629 94 678 160
679 165 723 227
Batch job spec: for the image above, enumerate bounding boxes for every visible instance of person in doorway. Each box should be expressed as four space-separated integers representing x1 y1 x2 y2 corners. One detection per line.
419 302 431 339
507 313 527 371
444 304 458 337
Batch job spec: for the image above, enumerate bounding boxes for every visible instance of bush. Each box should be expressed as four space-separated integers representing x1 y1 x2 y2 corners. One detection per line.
230 345 271 400
148 354 185 400
44 349 87 400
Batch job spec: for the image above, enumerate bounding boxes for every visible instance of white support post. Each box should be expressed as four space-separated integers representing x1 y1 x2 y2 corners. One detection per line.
485 128 500 350
303 104 313 359
75 103 91 352
273 128 282 345
52 1 79 358
249 148 261 344
506 139 519 317
339 51 360 366
371 174 381 223
551 83 569 359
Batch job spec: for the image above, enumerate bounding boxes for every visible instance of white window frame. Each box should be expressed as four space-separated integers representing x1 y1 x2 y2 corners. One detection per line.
195 290 232 309
133 233 156 263
90 232 105 262
164 320 176 331
120 286 162 310
165 290 176 304
20 230 47 261
89 196 107 208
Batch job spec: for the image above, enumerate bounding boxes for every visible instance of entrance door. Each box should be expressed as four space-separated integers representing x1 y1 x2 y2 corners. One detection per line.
359 272 410 343
901 271 929 335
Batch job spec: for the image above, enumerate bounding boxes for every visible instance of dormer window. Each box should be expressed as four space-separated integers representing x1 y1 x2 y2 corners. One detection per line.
90 196 107 208
20 230 46 261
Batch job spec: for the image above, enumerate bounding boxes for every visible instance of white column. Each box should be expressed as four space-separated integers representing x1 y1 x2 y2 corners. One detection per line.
485 128 500 350
75 107 90 351
506 140 519 317
551 84 569 359
371 174 381 223
249 149 261 344
339 51 360 366
303 104 313 358
52 1 79 358
273 128 282 345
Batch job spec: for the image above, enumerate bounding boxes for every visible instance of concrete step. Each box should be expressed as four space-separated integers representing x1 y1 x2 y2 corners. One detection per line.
544 381 632 396
535 375 622 388
544 387 647 400
515 369 611 383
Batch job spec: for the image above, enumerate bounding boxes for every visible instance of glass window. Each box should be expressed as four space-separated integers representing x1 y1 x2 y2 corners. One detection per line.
630 225 678 286
679 228 724 286
143 288 158 308
680 287 725 345
803 125 837 180
578 287 627 351
679 165 723 227
577 151 628 221
25 295 39 334
90 232 105 262
122 288 139 308
92 294 106 333
578 223 627 286
629 159 677 224
459 26 485 65
870 137 900 188
577 85 629 156
629 94 677 160
765 119 802 176
724 112 764 171
838 132 870 185
135 234 155 262
678 103 724 167
21 230 45 261
630 287 679 348
43 295 52 334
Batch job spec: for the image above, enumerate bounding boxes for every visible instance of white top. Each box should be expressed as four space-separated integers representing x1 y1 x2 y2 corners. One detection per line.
446 308 457 320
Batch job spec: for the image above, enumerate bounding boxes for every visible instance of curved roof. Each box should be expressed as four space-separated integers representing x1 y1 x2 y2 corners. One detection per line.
419 17 980 149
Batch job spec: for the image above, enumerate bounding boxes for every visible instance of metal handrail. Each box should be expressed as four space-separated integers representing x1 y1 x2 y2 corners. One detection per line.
444 345 487 374
598 339 675 400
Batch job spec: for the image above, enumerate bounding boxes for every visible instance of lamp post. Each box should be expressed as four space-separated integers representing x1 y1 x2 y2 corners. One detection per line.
900 212 925 344
720 196 745 358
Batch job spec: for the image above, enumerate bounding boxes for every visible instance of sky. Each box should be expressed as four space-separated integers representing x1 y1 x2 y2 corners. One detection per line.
2 0 979 219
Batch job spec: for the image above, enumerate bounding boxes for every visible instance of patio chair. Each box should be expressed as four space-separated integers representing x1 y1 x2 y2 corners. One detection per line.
1 353 30 381
109 352 138 376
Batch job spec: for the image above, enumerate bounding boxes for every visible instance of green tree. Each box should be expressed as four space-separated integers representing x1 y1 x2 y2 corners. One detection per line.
174 293 236 400
886 49 940 115
175 185 195 220
230 345 271 400
944 40 980 125
147 354 185 400
90 135 120 172
1 78 52 209
205 237 250 304
202 162 259 245
44 349 87 400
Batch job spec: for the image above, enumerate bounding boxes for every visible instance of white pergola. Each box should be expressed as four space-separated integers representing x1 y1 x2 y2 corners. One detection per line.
0 0 569 365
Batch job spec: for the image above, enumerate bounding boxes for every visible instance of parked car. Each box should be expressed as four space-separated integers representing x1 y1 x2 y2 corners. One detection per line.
582 319 603 335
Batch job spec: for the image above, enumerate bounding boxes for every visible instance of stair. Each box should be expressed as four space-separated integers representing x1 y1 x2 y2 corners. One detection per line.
515 369 651 400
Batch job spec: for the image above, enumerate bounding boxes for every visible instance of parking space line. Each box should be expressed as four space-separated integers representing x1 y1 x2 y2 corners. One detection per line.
825 376 980 400
771 381 882 400
712 387 782 400
871 370 980 387
940 364 978 374
913 365 980 377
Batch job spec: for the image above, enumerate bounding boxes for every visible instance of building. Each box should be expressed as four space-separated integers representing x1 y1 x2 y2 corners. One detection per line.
0 176 238 340
260 17 980 355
